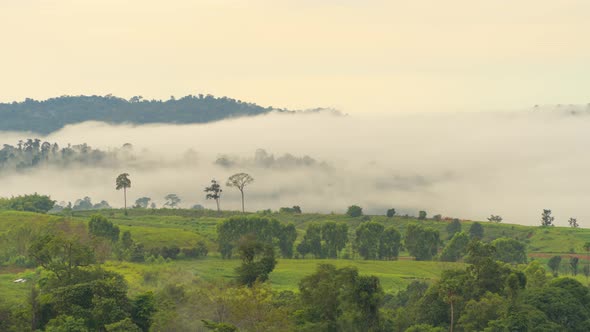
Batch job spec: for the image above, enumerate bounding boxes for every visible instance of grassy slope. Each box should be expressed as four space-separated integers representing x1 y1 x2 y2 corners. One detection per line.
103 258 464 295
2 208 590 305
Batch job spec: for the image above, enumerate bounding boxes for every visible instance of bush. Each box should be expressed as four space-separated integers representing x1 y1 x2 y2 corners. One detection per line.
386 208 396 218
181 242 209 258
0 193 55 213
346 205 363 217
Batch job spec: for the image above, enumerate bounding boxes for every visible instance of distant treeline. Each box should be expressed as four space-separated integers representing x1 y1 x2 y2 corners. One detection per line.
0 94 279 134
0 138 129 172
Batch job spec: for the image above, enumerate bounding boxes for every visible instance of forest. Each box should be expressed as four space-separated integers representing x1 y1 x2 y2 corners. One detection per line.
1 193 589 331
0 95 281 134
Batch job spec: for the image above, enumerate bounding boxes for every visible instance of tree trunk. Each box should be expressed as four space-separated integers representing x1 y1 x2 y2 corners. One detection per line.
124 187 127 212
450 301 454 332
216 198 220 212
240 190 245 213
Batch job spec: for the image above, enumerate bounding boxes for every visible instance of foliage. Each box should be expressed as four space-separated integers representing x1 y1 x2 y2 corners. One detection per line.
226 173 254 212
541 209 554 227
297 224 322 258
134 197 151 209
217 216 296 259
439 232 469 262
321 222 349 259
279 206 302 214
0 194 55 213
88 214 120 242
491 237 527 264
28 234 96 283
487 215 503 223
405 224 440 261
548 256 562 276
418 211 427 220
569 217 579 228
163 194 181 208
346 205 363 218
468 222 484 239
386 208 396 218
445 219 461 240
204 179 223 212
298 264 384 332
0 94 276 134
355 222 384 260
235 235 277 286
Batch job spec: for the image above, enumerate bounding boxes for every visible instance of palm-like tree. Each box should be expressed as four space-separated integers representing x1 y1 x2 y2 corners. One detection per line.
116 173 131 213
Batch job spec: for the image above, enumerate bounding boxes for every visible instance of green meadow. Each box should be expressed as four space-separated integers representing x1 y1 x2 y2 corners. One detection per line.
1 208 589 306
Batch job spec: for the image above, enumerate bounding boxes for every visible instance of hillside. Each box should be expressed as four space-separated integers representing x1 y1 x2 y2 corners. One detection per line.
0 94 281 134
2 208 590 331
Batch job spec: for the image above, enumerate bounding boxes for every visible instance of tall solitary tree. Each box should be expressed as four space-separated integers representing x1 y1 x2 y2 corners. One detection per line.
541 209 554 227
227 173 254 213
115 173 131 214
568 217 579 228
205 179 223 212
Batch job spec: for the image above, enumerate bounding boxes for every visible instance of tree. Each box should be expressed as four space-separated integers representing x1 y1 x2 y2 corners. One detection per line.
386 208 396 218
131 292 156 332
355 222 384 260
297 223 323 258
277 223 297 258
321 222 349 259
438 270 464 332
205 179 223 212
298 264 383 332
468 222 484 240
548 256 562 276
235 235 277 287
487 215 503 223
346 205 363 217
457 293 505 332
115 173 131 213
405 224 440 261
570 257 579 276
226 173 254 213
492 237 527 264
541 209 554 227
28 234 96 282
446 219 462 240
439 232 469 262
379 226 402 260
418 211 427 220
88 214 120 242
134 197 151 209
585 242 590 281
568 217 579 228
163 194 181 208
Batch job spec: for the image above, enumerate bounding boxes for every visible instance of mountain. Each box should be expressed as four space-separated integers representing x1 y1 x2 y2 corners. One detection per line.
0 94 283 134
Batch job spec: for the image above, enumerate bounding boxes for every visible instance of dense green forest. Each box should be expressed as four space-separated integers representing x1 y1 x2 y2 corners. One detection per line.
0 95 281 134
1 195 590 331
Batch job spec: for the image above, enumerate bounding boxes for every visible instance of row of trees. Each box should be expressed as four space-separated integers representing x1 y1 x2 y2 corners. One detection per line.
0 139 131 172
216 215 528 264
116 172 255 214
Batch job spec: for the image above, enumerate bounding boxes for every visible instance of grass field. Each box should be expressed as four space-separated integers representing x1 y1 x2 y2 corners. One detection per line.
2 208 590 306
102 258 465 295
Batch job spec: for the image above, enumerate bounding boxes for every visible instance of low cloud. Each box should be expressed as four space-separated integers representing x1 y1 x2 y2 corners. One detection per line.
1 109 589 227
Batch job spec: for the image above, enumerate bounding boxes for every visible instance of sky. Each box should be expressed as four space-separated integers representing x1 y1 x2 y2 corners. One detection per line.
1 0 589 112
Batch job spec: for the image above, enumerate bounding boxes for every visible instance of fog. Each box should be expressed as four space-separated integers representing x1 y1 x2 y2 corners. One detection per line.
1 109 589 227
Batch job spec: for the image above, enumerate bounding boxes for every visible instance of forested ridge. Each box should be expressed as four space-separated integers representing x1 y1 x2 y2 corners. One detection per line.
0 94 281 134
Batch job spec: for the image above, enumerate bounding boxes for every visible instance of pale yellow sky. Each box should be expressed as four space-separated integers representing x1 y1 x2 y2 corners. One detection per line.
1 0 589 112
